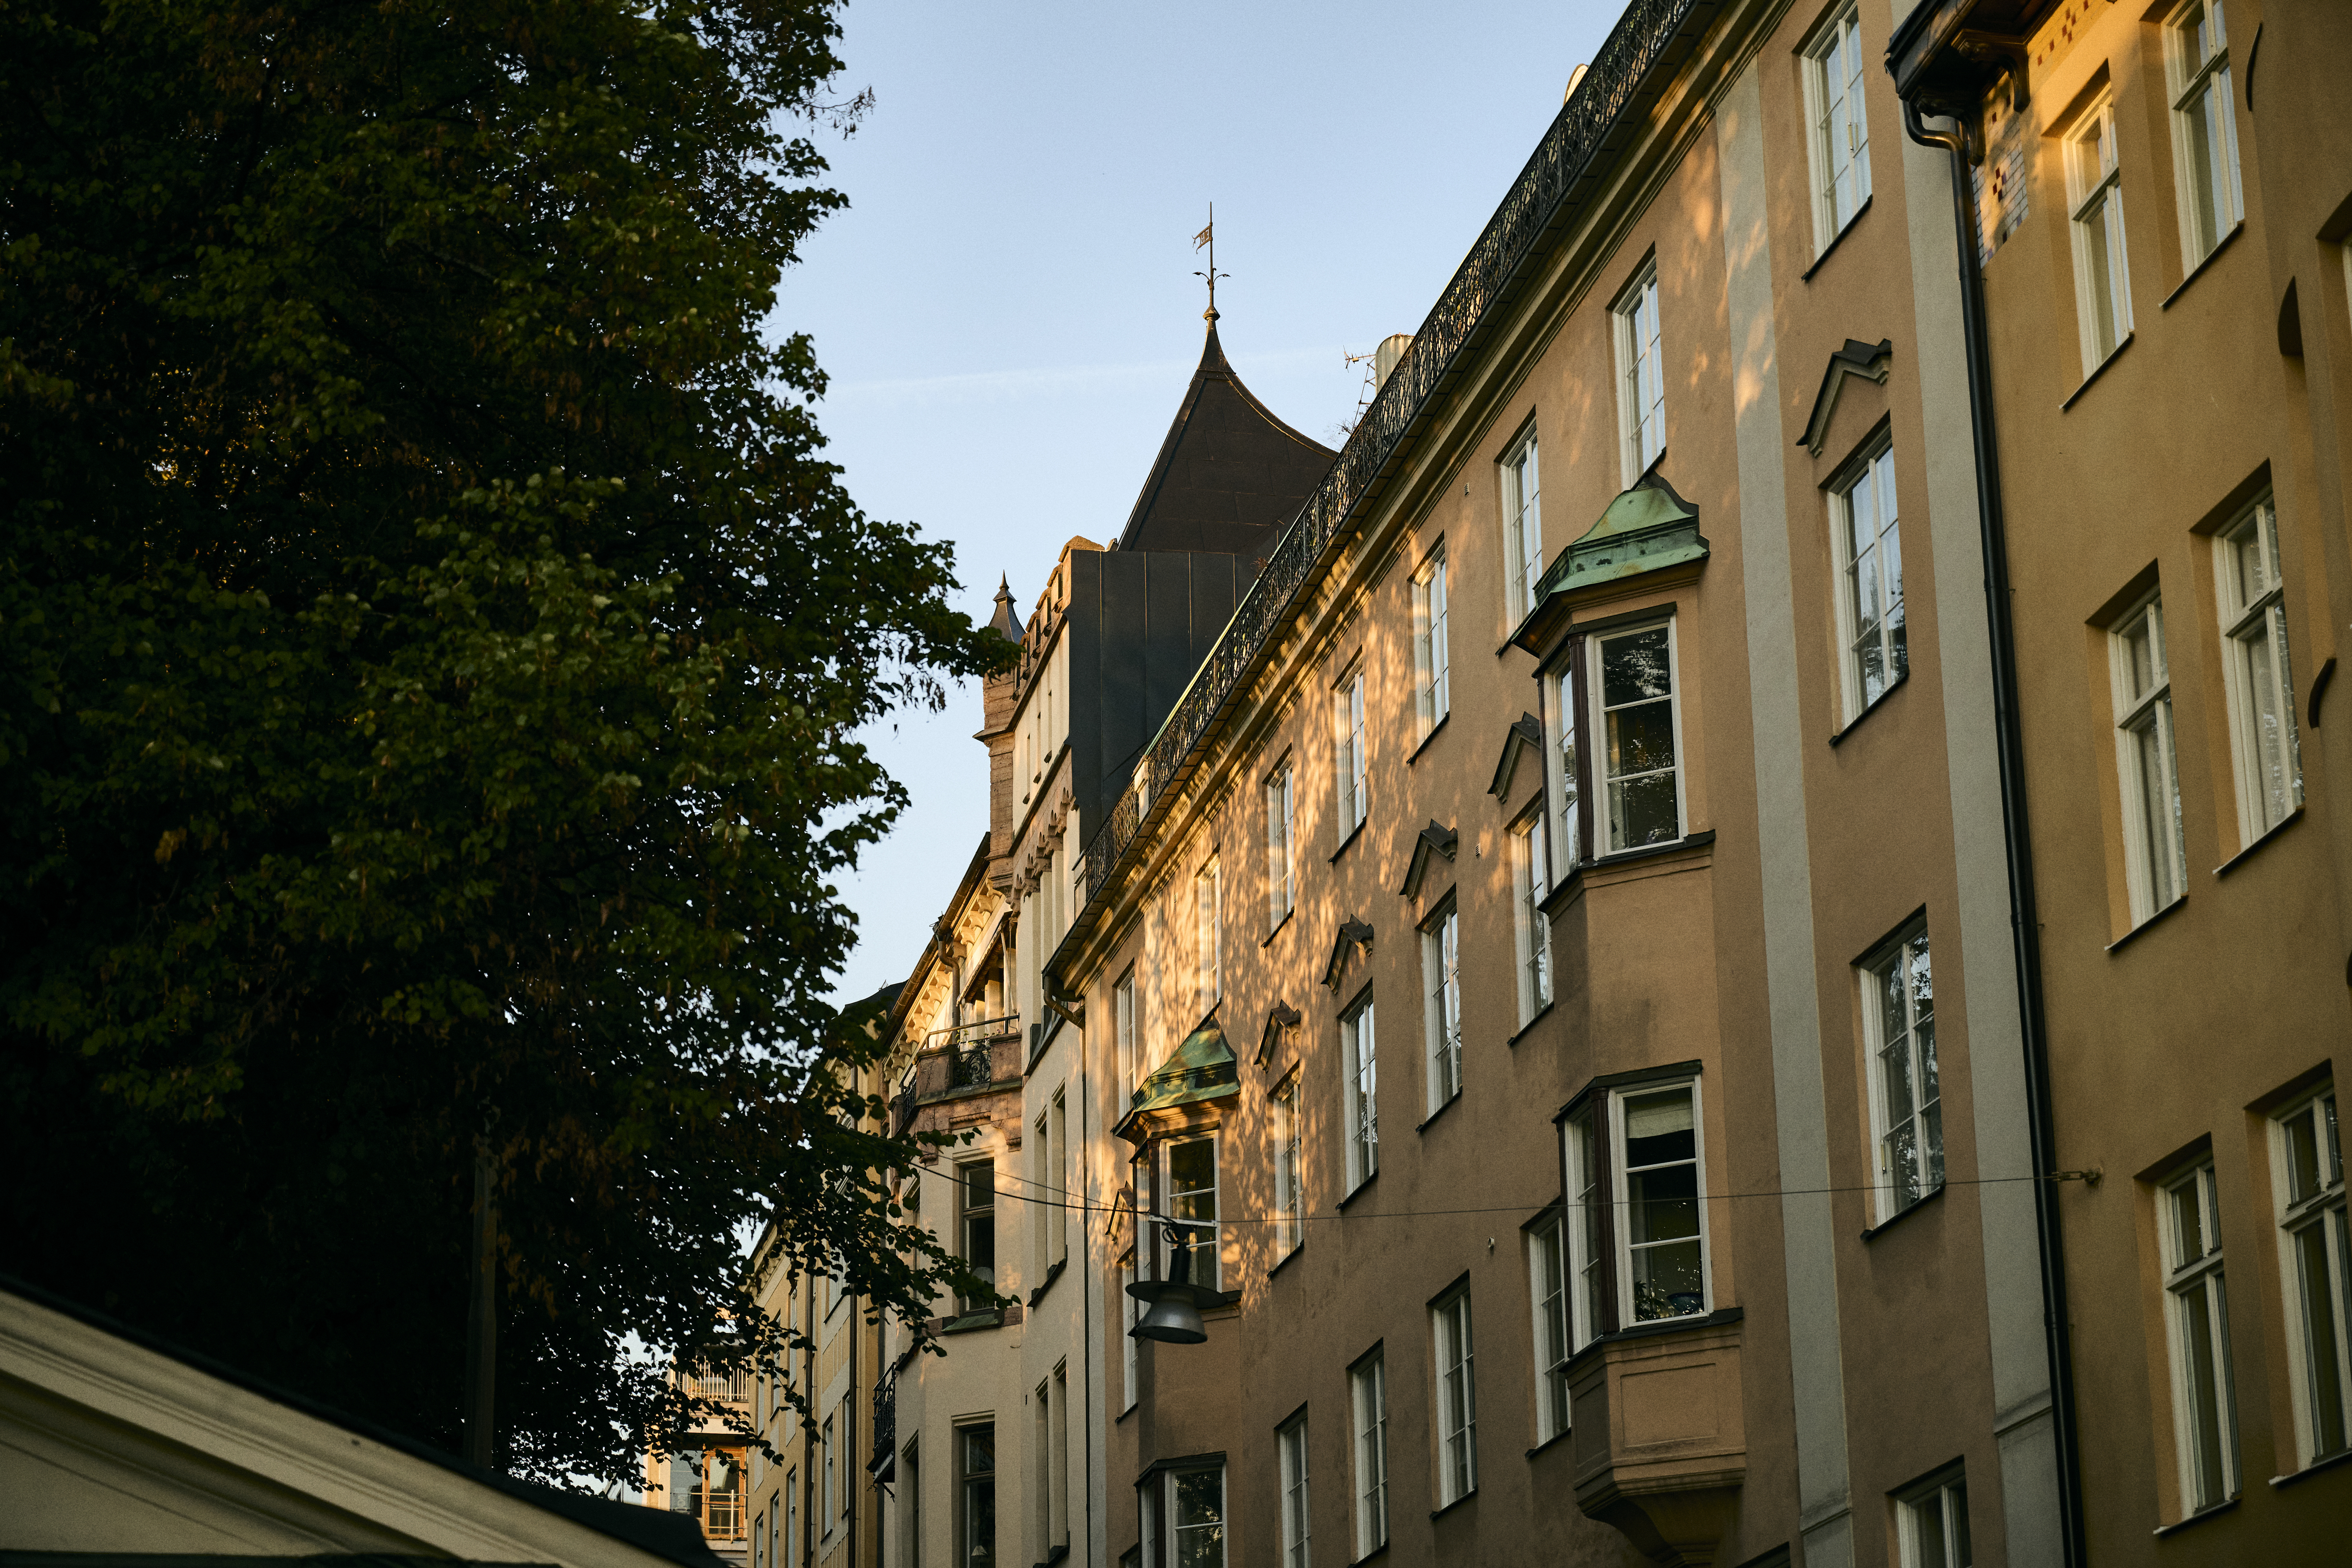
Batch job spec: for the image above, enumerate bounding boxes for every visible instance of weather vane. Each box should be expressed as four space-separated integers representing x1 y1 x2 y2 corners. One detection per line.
1193 205 1226 322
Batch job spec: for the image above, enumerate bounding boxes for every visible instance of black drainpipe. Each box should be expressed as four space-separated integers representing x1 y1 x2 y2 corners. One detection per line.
1899 95 2085 1568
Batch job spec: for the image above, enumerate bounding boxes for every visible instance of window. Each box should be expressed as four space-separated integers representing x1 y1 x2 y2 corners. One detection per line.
2214 495 2302 843
838 1394 853 1521
1051 1091 1070 1266
1862 924 1942 1224
1618 1083 1707 1323
957 1161 996 1315
1562 1105 1605 1349
1034 1379 1052 1558
820 1416 836 1532
1342 996 1379 1190
1831 439 1905 721
2065 94 2132 372
1278 1413 1311 1568
2110 594 2187 922
1612 263 1665 482
1897 1468 1971 1568
1502 430 1544 623
1511 814 1552 1027
1350 1353 1389 1557
1052 1363 1069 1550
2270 1085 2349 1467
2160 1160 2240 1514
1530 1214 1572 1444
1196 856 1222 1013
668 1449 748 1539
1267 765 1297 930
957 1425 996 1568
785 1469 798 1568
1033 1108 1053 1282
1802 2 1872 250
899 1448 915 1568
1274 1078 1305 1258
1116 968 1139 1103
1161 1134 1220 1291
1120 1254 1139 1409
1412 546 1452 733
1590 623 1684 853
753 1507 765 1568
2165 0 2241 268
1142 1466 1226 1568
1433 1287 1477 1505
1335 666 1368 839
1421 904 1462 1113
1543 664 1582 880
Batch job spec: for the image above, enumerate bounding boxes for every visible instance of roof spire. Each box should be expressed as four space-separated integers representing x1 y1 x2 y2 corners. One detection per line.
1192 204 1226 324
987 575 1022 641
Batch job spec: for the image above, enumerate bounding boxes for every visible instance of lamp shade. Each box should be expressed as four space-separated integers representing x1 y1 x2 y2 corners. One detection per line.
1126 1227 1217 1344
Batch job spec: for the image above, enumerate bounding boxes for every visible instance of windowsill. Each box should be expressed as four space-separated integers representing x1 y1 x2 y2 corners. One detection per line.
2214 806 2303 878
2106 893 2187 954
1268 1240 1306 1280
1041 1543 1072 1567
1117 1400 1136 1423
939 1309 1004 1335
1347 1547 1390 1568
1544 828 1716 915
1525 1427 1573 1461
1417 1090 1463 1134
1330 820 1367 865
2160 221 2244 311
2151 1497 2239 1537
1566 1305 1744 1370
2060 333 2135 412
1262 907 1294 947
1337 1172 1380 1211
1506 1001 1557 1049
1800 196 1873 282
1408 712 1452 765
2270 1445 2352 1488
1428 1488 1478 1522
1026 1256 1067 1310
1859 1179 1945 1242
1828 673 1908 747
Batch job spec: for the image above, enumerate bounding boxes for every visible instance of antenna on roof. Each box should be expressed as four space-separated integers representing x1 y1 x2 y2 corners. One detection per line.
1192 205 1226 322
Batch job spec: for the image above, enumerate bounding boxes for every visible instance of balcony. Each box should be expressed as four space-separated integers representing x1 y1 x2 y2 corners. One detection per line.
890 1016 1022 1137
1566 1312 1745 1568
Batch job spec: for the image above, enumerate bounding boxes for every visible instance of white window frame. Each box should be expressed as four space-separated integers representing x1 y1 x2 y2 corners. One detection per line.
1501 429 1544 624
1421 903 1462 1114
2160 1159 2240 1515
1350 1353 1389 1559
1412 545 1452 735
1051 1090 1069 1265
1144 1465 1227 1568
1588 619 1687 854
1195 855 1221 1014
957 1159 996 1314
2065 92 2133 374
1801 1 1872 253
1341 995 1379 1191
1277 1412 1311 1568
2110 592 2187 923
2269 1084 2349 1468
2163 0 2242 270
1896 1467 1970 1568
1829 437 1906 723
1860 922 1942 1225
1116 967 1139 1104
2213 494 2302 845
1274 1076 1305 1258
1611 262 1665 484
1120 1254 1139 1410
1159 1132 1221 1291
1511 812 1552 1028
1266 764 1296 931
1335 665 1368 840
1610 1078 1711 1326
1562 1104 1605 1351
1432 1287 1477 1506
1529 1212 1572 1444
1543 663 1583 882
820 1415 836 1532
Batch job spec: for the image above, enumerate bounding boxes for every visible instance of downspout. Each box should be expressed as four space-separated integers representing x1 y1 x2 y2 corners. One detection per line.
1900 95 2086 1568
1080 1004 1095 1568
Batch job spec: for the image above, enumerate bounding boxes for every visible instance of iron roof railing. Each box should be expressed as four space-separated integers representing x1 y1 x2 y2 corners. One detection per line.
1074 0 1711 917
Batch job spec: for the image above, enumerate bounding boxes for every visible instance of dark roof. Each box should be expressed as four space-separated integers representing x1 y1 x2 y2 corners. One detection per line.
1116 322 1336 556
987 576 1022 641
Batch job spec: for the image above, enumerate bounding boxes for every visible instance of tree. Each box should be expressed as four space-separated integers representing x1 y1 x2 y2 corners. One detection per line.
0 0 999 1484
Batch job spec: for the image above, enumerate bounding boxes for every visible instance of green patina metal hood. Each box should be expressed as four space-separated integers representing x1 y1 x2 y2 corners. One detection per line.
1122 1019 1238 1125
1536 472 1708 599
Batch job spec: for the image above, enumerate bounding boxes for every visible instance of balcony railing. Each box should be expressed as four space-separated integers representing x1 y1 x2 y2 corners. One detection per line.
889 1018 1023 1136
679 1365 752 1405
1076 0 1711 912
868 1370 898 1482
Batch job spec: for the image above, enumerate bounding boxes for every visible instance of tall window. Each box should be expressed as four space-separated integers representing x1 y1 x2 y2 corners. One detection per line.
897 1448 912 1568
1563 1106 1604 1348
1832 440 1905 721
1162 1134 1220 1290
1142 1466 1226 1568
2065 94 2132 372
820 1416 836 1531
1342 997 1379 1190
1802 2 1872 250
1120 1255 1139 1409
1335 666 1368 839
1502 431 1544 623
1862 924 1942 1223
1591 623 1683 853
1116 968 1139 1103
1266 765 1297 930
753 1508 765 1568
1196 856 1222 1013
1421 904 1462 1113
1511 815 1552 1027
957 1161 996 1315
1278 1414 1312 1568
957 1425 995 1568
1350 1353 1389 1557
1612 263 1665 482
1897 1468 1970 1568
785 1469 798 1568
1051 1091 1070 1266
1618 1084 1706 1323
2215 495 2302 842
2161 1160 2239 1514
2271 1085 2349 1467
1274 1078 1305 1258
1530 1215 1572 1444
2165 0 2241 268
1433 1288 1477 1506
2110 594 2187 922
1413 547 1452 734
1544 664 1582 879
1034 1378 1052 1558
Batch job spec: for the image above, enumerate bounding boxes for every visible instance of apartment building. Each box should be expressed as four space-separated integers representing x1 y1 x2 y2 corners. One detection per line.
1893 0 2352 1559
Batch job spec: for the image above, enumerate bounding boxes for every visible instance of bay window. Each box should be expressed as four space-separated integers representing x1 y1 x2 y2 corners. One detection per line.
1159 1133 1221 1290
1141 1464 1226 1568
1560 1078 1710 1332
1590 621 1684 853
1542 661 1583 880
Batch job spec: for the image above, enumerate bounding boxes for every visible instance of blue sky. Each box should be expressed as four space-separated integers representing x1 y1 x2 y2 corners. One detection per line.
800 0 1622 1004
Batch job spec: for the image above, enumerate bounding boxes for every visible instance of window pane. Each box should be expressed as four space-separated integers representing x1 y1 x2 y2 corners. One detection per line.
1624 1089 1702 1320
2297 1221 2348 1455
2180 1278 2229 1506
